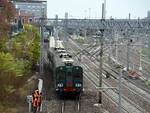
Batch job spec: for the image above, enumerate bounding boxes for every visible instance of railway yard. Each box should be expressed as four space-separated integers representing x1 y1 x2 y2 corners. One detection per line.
67 34 150 113
1 1 150 113
41 45 106 113
39 29 150 113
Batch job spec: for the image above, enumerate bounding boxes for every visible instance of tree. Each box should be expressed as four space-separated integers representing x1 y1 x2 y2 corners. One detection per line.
0 52 28 100
23 24 40 69
0 0 16 37
11 24 40 69
0 0 16 52
0 22 40 101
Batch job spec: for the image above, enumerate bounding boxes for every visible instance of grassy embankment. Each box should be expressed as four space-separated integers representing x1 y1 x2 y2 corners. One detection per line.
0 24 40 113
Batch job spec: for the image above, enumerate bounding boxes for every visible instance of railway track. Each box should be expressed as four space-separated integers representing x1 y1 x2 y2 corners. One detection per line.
67 37 150 113
116 45 150 80
81 57 146 113
83 71 129 113
60 95 81 113
68 36 150 93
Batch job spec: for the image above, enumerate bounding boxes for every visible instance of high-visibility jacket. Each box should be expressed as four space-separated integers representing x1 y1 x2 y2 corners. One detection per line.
34 89 40 95
32 96 39 107
32 90 41 107
35 90 41 102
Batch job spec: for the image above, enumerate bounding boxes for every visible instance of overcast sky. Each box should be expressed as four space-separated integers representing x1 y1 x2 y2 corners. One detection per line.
47 0 150 19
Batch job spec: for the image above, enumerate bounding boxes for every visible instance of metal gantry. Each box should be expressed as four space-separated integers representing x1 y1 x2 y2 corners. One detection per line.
46 18 150 32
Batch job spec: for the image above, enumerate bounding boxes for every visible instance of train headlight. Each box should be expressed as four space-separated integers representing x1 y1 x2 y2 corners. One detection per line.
75 83 82 87
57 83 63 87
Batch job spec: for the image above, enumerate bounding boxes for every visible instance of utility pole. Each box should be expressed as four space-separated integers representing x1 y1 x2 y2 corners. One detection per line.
138 20 143 73
89 8 91 19
126 13 132 71
98 1 105 104
118 68 123 113
126 35 132 71
104 0 106 19
55 14 58 28
40 7 44 76
139 44 143 72
115 32 119 61
84 29 87 39
64 12 68 49
98 29 104 104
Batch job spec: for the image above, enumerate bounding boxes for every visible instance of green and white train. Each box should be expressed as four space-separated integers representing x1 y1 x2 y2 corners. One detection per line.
47 37 83 95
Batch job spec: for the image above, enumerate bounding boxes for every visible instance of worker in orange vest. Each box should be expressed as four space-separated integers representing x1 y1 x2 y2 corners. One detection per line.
32 88 42 113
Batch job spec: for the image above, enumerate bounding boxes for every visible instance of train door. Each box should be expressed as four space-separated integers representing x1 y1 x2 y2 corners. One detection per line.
73 66 83 90
65 67 73 88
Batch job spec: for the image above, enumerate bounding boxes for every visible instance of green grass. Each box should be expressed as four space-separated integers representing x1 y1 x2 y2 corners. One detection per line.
75 38 85 44
74 36 90 44
144 79 150 86
142 48 150 57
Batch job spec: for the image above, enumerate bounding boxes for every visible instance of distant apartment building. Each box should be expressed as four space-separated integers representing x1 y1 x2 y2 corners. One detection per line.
12 0 47 23
14 10 35 24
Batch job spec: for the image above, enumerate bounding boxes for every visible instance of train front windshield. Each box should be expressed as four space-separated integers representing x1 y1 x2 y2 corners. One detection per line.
73 72 82 79
56 68 65 80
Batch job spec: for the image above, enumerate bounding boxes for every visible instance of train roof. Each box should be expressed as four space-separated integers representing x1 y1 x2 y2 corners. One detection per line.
55 54 74 67
48 38 81 68
51 48 75 67
49 36 55 48
55 40 64 49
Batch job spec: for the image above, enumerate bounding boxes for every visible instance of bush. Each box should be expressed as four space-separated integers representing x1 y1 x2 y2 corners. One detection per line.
0 24 40 102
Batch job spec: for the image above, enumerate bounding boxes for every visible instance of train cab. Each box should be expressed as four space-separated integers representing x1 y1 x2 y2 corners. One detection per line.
55 58 83 94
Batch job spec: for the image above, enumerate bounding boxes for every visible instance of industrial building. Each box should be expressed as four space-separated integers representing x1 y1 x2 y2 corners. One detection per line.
12 0 47 22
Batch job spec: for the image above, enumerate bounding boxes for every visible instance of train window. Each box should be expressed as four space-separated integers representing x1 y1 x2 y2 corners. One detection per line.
73 72 82 78
57 71 65 80
67 72 72 76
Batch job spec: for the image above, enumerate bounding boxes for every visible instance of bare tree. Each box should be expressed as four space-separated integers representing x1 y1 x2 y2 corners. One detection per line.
0 0 16 37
